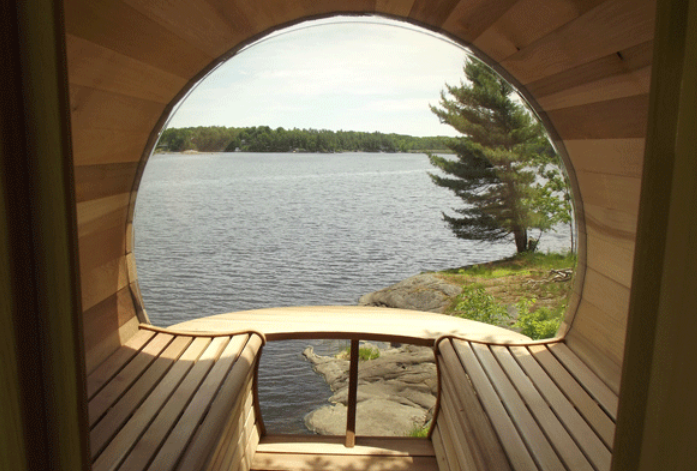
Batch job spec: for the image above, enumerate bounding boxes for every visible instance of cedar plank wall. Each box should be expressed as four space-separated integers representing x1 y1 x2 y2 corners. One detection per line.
64 0 655 394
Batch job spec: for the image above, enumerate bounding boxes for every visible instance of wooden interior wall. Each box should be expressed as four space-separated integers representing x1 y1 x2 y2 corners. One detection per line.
64 0 656 394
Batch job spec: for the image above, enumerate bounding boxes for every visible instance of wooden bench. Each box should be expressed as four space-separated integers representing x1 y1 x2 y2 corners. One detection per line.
433 337 617 471
86 326 265 471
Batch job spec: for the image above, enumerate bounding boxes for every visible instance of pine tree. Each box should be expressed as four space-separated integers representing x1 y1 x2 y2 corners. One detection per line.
429 58 571 253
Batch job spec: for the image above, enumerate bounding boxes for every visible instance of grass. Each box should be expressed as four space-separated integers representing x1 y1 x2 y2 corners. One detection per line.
406 423 430 438
438 251 576 340
338 345 380 361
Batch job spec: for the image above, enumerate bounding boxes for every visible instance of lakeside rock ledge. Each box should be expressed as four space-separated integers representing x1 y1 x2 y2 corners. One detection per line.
302 343 437 436
358 273 462 313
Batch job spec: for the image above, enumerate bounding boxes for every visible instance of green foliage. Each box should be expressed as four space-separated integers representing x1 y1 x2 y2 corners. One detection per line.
454 252 576 279
156 126 454 154
454 286 562 339
341 346 380 361
454 284 511 325
428 58 572 253
514 304 564 340
406 424 430 438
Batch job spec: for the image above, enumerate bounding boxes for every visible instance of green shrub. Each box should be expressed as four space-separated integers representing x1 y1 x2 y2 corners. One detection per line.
514 303 564 340
340 345 380 361
453 284 511 325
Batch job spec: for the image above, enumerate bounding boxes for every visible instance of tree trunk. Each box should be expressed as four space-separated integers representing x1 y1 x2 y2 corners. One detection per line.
513 227 528 253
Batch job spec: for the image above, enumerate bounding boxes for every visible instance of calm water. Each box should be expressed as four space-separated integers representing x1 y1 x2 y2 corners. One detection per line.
134 152 570 432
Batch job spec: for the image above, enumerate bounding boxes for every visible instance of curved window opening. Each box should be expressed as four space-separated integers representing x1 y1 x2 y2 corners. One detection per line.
133 16 576 437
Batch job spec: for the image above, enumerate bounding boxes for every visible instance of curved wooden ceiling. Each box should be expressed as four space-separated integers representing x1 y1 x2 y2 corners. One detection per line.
64 0 655 394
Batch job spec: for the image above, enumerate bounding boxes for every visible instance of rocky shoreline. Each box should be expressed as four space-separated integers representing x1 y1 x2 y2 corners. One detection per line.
357 273 462 313
302 343 437 436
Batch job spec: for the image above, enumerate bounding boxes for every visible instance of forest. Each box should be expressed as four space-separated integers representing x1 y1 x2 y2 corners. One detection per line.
156 126 454 153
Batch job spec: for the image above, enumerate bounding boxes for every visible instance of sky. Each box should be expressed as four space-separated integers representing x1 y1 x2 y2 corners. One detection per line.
166 17 471 137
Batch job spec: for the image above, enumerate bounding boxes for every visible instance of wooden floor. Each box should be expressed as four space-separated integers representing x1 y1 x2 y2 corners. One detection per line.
252 435 438 471
169 306 531 345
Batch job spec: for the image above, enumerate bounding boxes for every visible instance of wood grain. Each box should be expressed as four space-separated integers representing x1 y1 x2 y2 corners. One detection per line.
71 128 150 166
86 329 156 400
90 335 193 460
82 287 137 359
409 0 462 27
501 0 656 85
564 138 644 178
66 34 186 104
74 162 139 203
80 255 129 314
474 0 606 62
526 40 653 98
64 0 212 78
451 341 537 471
548 342 619 418
548 94 649 140
528 344 615 448
69 85 165 133
441 0 517 43
510 345 612 471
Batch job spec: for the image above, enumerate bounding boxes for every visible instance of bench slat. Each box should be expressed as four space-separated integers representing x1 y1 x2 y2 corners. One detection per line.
118 336 229 471
529 344 616 449
439 344 512 471
510 346 612 471
548 343 619 419
87 329 156 400
92 337 211 471
440 376 486 470
472 342 564 470
492 345 594 471
431 425 455 471
90 335 193 460
210 387 254 471
89 333 174 427
451 340 538 471
178 335 262 471
148 335 248 471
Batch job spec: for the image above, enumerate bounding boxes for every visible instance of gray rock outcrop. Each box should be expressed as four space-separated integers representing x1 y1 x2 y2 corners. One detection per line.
302 343 437 436
358 273 462 313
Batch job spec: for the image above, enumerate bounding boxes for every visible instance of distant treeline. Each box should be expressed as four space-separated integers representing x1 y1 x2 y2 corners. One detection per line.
156 126 454 153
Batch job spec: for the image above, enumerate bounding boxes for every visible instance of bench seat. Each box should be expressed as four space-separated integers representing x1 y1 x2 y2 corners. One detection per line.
433 337 617 471
87 327 264 471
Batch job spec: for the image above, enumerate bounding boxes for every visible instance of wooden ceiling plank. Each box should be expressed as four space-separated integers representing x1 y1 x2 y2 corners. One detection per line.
69 85 165 133
586 229 635 288
564 138 644 178
77 193 131 234
500 0 656 85
120 0 247 58
441 0 517 44
376 0 417 18
547 94 649 140
64 0 213 78
575 170 642 216
409 0 462 28
575 267 630 328
474 0 606 62
66 34 186 104
74 162 140 204
538 65 651 110
583 203 638 242
71 128 151 166
526 40 652 98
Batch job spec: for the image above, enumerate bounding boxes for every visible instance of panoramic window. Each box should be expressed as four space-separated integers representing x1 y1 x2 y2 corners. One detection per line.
134 17 575 437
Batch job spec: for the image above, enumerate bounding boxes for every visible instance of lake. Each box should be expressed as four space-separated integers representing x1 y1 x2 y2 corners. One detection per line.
133 152 571 432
